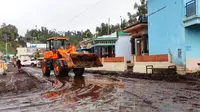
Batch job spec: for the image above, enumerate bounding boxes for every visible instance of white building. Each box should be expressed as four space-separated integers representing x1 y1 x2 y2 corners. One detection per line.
16 47 31 61
115 32 131 61
17 43 46 61
26 43 46 49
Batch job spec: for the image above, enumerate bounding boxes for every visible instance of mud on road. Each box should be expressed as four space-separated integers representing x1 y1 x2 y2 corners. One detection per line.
0 66 200 112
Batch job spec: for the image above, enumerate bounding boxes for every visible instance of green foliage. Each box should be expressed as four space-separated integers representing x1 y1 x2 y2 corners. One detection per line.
25 27 93 46
127 12 137 25
0 41 18 54
0 23 19 41
95 0 148 36
135 0 148 16
0 23 20 54
127 0 147 25
82 29 93 38
34 50 40 60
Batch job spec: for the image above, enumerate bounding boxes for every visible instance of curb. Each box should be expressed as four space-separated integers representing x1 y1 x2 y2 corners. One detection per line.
85 70 199 82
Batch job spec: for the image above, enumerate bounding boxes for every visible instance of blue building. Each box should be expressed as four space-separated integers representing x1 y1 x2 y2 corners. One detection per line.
148 0 200 72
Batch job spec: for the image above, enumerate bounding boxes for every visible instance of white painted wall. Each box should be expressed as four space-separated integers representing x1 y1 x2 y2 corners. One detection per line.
133 62 176 73
16 47 31 61
86 62 127 72
186 58 200 72
16 48 28 56
115 35 131 61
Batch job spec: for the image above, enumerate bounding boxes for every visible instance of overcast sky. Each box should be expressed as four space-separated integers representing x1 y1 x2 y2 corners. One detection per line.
0 0 139 36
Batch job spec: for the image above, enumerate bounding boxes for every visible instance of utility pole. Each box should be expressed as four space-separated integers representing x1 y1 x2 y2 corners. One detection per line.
108 18 110 35
4 34 8 62
120 16 122 29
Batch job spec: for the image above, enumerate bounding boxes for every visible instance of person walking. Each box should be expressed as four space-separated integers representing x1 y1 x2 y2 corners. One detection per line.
16 59 22 72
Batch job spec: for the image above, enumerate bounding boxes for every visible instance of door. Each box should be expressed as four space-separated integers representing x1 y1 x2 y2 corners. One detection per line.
108 46 112 57
137 40 141 56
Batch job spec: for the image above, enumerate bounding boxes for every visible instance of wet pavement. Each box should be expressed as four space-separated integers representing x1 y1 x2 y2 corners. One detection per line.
0 66 200 112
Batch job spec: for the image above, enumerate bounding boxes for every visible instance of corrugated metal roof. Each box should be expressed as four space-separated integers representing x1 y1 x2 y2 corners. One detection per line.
93 43 115 47
94 37 118 40
118 31 130 36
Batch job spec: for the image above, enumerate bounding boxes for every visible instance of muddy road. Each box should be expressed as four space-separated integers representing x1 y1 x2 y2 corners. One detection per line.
0 66 200 112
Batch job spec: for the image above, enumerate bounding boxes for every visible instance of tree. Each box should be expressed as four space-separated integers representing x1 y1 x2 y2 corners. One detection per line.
0 23 20 54
34 49 40 60
0 23 19 41
121 19 128 29
82 29 92 38
96 23 111 36
127 0 147 25
134 0 147 16
127 12 137 25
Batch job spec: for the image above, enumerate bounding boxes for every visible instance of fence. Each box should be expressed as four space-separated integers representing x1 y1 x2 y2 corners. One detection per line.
86 56 127 72
0 61 7 75
136 54 169 62
99 57 125 63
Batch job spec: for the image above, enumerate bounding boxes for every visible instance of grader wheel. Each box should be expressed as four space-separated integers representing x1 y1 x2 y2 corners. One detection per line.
53 60 68 77
42 61 51 77
73 68 85 76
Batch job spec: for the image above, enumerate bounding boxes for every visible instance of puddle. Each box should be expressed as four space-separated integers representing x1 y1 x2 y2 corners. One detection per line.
43 76 125 106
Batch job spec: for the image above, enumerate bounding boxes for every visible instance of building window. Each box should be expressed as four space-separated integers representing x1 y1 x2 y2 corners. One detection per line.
178 49 182 58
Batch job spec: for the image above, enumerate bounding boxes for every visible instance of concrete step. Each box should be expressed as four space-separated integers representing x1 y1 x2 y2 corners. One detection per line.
176 65 186 75
126 63 134 72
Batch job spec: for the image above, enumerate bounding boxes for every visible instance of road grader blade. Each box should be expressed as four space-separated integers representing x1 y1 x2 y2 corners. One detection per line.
70 53 103 68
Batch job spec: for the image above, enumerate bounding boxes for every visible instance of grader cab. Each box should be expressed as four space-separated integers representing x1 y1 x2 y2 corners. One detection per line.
41 37 103 77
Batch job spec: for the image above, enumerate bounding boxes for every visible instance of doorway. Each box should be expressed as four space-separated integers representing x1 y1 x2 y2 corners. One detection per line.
137 40 142 56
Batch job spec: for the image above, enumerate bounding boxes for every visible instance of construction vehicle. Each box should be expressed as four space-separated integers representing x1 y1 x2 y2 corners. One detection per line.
41 37 103 77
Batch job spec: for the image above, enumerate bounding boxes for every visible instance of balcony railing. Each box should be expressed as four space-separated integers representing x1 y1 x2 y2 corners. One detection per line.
186 0 196 17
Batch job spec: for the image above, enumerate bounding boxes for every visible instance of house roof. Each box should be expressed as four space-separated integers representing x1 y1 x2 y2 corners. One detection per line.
94 37 118 41
123 22 148 37
124 21 148 30
93 43 115 47
94 31 129 41
118 31 130 36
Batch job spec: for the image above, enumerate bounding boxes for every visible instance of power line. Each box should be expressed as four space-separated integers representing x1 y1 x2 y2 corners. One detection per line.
68 0 104 22
148 6 166 17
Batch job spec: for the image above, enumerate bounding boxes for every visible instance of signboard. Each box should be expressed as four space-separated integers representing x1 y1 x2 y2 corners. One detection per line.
31 45 37 48
86 43 92 49
27 48 37 53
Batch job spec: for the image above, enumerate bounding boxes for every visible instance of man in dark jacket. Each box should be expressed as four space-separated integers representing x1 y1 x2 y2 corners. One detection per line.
16 59 21 72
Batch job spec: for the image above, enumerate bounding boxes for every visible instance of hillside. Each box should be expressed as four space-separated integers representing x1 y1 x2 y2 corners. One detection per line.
0 41 20 55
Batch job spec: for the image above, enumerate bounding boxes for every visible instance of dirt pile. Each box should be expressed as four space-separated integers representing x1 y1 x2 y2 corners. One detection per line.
0 70 51 96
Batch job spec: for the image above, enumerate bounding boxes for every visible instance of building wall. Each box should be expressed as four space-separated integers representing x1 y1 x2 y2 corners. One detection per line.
198 0 200 16
27 43 46 49
16 47 31 61
185 25 200 71
17 48 28 56
148 0 186 65
115 35 131 61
